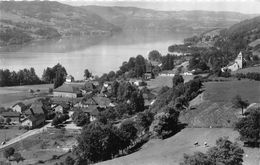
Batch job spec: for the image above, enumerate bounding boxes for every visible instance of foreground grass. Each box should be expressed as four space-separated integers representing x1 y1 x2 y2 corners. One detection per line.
0 127 27 143
0 129 76 164
97 128 260 165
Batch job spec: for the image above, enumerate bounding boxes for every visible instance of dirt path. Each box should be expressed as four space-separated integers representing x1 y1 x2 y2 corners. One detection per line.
0 122 51 151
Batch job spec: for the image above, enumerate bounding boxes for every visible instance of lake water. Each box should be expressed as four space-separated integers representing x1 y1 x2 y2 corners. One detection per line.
0 31 191 80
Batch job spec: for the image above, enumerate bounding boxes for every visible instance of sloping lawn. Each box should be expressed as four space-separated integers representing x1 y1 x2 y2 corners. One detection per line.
203 80 260 103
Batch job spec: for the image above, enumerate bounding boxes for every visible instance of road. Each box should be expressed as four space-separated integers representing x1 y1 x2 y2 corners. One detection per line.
0 122 51 151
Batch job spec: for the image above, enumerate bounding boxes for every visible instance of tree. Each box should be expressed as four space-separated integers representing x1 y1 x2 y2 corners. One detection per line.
75 122 122 163
4 147 15 159
161 54 175 70
136 110 154 131
52 114 69 127
65 156 75 165
148 50 162 61
12 152 25 163
72 109 90 126
232 95 249 115
180 152 211 165
6 117 11 124
54 70 65 89
84 69 92 80
42 63 67 86
130 91 144 114
111 80 119 97
135 55 146 77
172 74 184 88
119 120 138 143
149 107 179 138
207 137 244 165
235 109 260 147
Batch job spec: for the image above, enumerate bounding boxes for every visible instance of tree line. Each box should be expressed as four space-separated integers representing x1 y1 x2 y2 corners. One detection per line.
0 68 41 87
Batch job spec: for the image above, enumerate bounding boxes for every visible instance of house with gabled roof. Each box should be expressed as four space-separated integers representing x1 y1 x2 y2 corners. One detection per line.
24 100 45 116
11 102 26 114
1 111 21 123
53 83 83 98
21 114 45 129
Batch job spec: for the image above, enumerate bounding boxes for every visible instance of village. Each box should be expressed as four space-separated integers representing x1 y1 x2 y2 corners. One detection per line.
1 1 260 163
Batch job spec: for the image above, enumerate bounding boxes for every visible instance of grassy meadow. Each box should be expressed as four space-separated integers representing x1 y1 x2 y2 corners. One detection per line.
0 84 53 107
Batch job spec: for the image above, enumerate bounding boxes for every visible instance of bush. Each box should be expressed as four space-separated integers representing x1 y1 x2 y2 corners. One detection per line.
4 147 15 159
65 156 75 165
181 137 244 165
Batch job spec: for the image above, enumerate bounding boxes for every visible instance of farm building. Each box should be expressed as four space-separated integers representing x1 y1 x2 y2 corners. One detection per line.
1 111 21 123
53 83 83 98
11 102 26 113
21 114 45 128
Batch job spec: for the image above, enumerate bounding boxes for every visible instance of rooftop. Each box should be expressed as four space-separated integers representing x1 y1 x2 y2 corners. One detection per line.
53 83 82 94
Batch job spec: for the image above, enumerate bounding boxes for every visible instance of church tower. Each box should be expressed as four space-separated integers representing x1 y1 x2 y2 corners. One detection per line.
235 52 243 69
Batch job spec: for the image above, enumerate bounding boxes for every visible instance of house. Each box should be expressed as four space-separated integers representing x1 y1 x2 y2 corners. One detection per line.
1 111 21 123
54 105 65 114
21 114 45 129
53 83 83 98
221 52 243 72
11 102 26 114
66 75 74 83
24 101 45 116
129 79 146 86
93 96 112 108
100 81 113 96
182 72 193 76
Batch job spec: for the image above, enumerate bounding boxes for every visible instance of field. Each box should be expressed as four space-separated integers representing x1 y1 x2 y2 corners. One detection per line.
0 127 27 143
147 75 197 93
0 129 76 165
180 79 260 127
97 128 260 165
232 66 260 74
0 84 53 107
203 80 260 103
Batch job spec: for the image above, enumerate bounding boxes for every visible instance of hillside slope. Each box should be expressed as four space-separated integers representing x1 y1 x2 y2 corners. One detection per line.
0 1 120 46
180 80 260 127
82 6 254 32
96 128 259 165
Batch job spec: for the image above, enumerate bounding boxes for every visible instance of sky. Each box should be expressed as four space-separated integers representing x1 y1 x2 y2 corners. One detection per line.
59 0 260 14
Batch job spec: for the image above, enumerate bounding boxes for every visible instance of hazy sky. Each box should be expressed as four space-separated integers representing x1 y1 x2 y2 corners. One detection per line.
61 0 260 14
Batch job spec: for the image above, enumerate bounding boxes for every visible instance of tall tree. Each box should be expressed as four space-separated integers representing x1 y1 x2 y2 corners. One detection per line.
84 69 92 80
232 95 249 115
75 122 122 163
235 109 260 147
135 55 146 77
148 50 162 62
172 74 184 88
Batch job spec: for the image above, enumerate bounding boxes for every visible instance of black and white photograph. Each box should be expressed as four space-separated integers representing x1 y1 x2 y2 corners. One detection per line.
0 0 260 164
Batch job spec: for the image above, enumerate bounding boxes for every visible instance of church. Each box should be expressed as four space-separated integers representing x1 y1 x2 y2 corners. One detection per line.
221 52 243 72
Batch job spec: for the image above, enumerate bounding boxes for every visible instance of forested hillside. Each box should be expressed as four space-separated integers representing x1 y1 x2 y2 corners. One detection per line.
0 1 120 46
82 6 254 32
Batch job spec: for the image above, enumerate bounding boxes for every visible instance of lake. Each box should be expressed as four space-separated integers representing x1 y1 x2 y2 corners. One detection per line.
0 31 191 80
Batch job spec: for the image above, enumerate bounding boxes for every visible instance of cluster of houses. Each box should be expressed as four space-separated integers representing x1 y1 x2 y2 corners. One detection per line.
0 101 46 129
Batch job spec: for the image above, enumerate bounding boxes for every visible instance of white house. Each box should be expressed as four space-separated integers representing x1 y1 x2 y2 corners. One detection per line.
66 75 75 83
21 114 45 129
11 102 26 114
